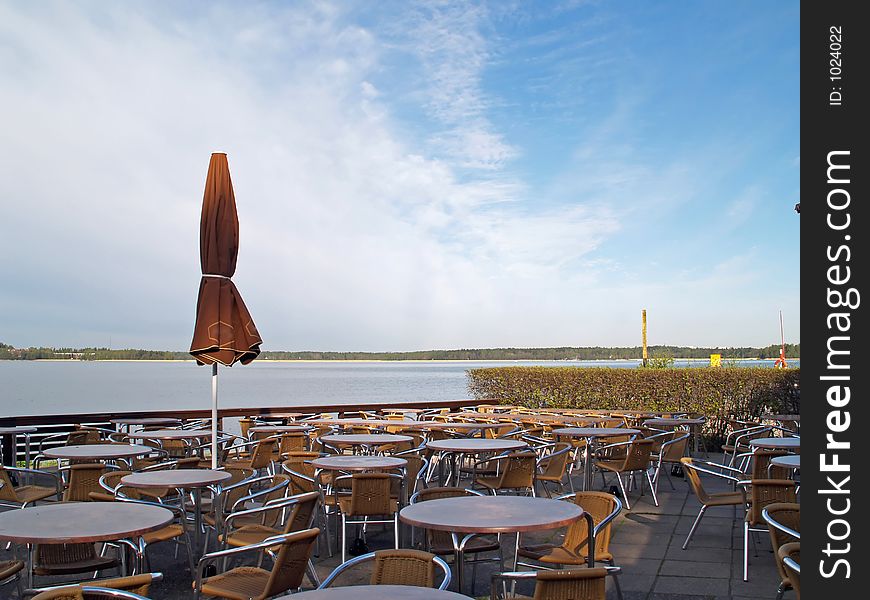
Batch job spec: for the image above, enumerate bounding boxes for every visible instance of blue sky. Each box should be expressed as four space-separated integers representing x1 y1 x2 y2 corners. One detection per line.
0 0 799 351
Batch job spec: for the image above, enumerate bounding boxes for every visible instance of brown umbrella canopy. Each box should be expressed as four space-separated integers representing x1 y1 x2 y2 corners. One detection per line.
190 153 262 366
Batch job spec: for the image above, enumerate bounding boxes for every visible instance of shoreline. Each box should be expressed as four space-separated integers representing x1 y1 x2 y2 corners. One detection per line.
2 357 795 364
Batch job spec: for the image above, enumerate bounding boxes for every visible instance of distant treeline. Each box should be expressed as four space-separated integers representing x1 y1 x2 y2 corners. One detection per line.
0 342 800 361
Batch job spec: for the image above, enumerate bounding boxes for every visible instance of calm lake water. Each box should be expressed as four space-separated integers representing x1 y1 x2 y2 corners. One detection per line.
0 359 795 418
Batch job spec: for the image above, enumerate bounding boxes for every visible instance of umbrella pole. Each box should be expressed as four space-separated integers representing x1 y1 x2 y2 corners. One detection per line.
211 363 218 470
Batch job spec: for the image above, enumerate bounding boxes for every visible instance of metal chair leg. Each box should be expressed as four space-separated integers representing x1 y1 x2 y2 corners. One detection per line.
682 506 707 549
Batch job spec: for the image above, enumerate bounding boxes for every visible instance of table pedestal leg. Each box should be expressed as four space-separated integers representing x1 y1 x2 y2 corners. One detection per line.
192 488 203 554
583 439 594 491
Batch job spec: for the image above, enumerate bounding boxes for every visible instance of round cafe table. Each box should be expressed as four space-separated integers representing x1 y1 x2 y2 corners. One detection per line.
749 437 800 450
425 438 527 486
281 586 469 600
121 469 232 554
552 427 640 491
769 454 800 479
400 495 587 593
310 455 407 472
319 434 412 454
43 444 154 465
0 501 173 587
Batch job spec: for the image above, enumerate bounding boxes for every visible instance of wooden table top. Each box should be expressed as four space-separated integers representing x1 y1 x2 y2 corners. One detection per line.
770 455 801 469
0 502 174 544
310 456 408 471
109 418 182 426
121 469 233 489
552 427 640 438
249 425 312 434
284 585 468 600
44 444 154 460
643 418 706 427
127 429 212 440
320 434 413 445
400 495 583 533
749 437 800 449
426 438 527 453
0 426 38 434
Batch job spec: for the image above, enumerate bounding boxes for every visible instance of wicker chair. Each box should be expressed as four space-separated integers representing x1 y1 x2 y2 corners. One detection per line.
0 463 61 508
277 432 308 456
194 528 320 600
62 463 110 502
0 559 24 598
778 542 800 600
473 451 537 496
595 438 657 509
334 473 401 563
517 492 623 599
763 502 800 599
518 492 621 568
221 492 320 548
651 433 690 493
319 549 451 590
219 492 322 588
680 457 746 550
409 487 503 595
224 437 278 475
534 443 574 497
740 479 797 581
490 567 616 600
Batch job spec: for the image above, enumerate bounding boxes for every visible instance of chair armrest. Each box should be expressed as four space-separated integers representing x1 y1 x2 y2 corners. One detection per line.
3 465 62 482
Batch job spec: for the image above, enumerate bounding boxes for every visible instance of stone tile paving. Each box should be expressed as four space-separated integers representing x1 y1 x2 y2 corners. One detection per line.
0 453 790 599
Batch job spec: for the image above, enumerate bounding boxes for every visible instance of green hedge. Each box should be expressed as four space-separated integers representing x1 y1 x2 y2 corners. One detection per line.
466 367 800 447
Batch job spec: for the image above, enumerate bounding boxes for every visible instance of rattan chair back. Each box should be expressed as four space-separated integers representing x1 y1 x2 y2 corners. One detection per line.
538 443 572 480
747 480 797 526
751 449 790 480
261 528 320 597
681 458 714 504
348 473 394 516
0 466 22 502
532 567 607 600
562 492 618 560
659 433 689 462
618 439 655 472
496 451 537 491
278 433 308 455
64 463 107 502
370 549 437 587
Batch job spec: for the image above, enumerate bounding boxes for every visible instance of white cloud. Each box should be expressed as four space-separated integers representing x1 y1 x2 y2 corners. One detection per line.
0 0 623 351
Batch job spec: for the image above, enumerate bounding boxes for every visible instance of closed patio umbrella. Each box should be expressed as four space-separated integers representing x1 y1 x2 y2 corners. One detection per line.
190 152 262 468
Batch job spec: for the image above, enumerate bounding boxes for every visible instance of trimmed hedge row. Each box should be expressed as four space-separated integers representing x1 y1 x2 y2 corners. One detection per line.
466 367 800 447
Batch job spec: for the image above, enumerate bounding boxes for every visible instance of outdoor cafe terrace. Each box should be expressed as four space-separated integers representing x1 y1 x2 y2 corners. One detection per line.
0 403 800 600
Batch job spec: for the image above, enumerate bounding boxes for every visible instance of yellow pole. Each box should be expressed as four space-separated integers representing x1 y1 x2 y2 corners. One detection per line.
642 309 648 367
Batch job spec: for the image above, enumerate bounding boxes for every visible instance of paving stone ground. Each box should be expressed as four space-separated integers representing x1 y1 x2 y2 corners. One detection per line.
0 453 789 599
